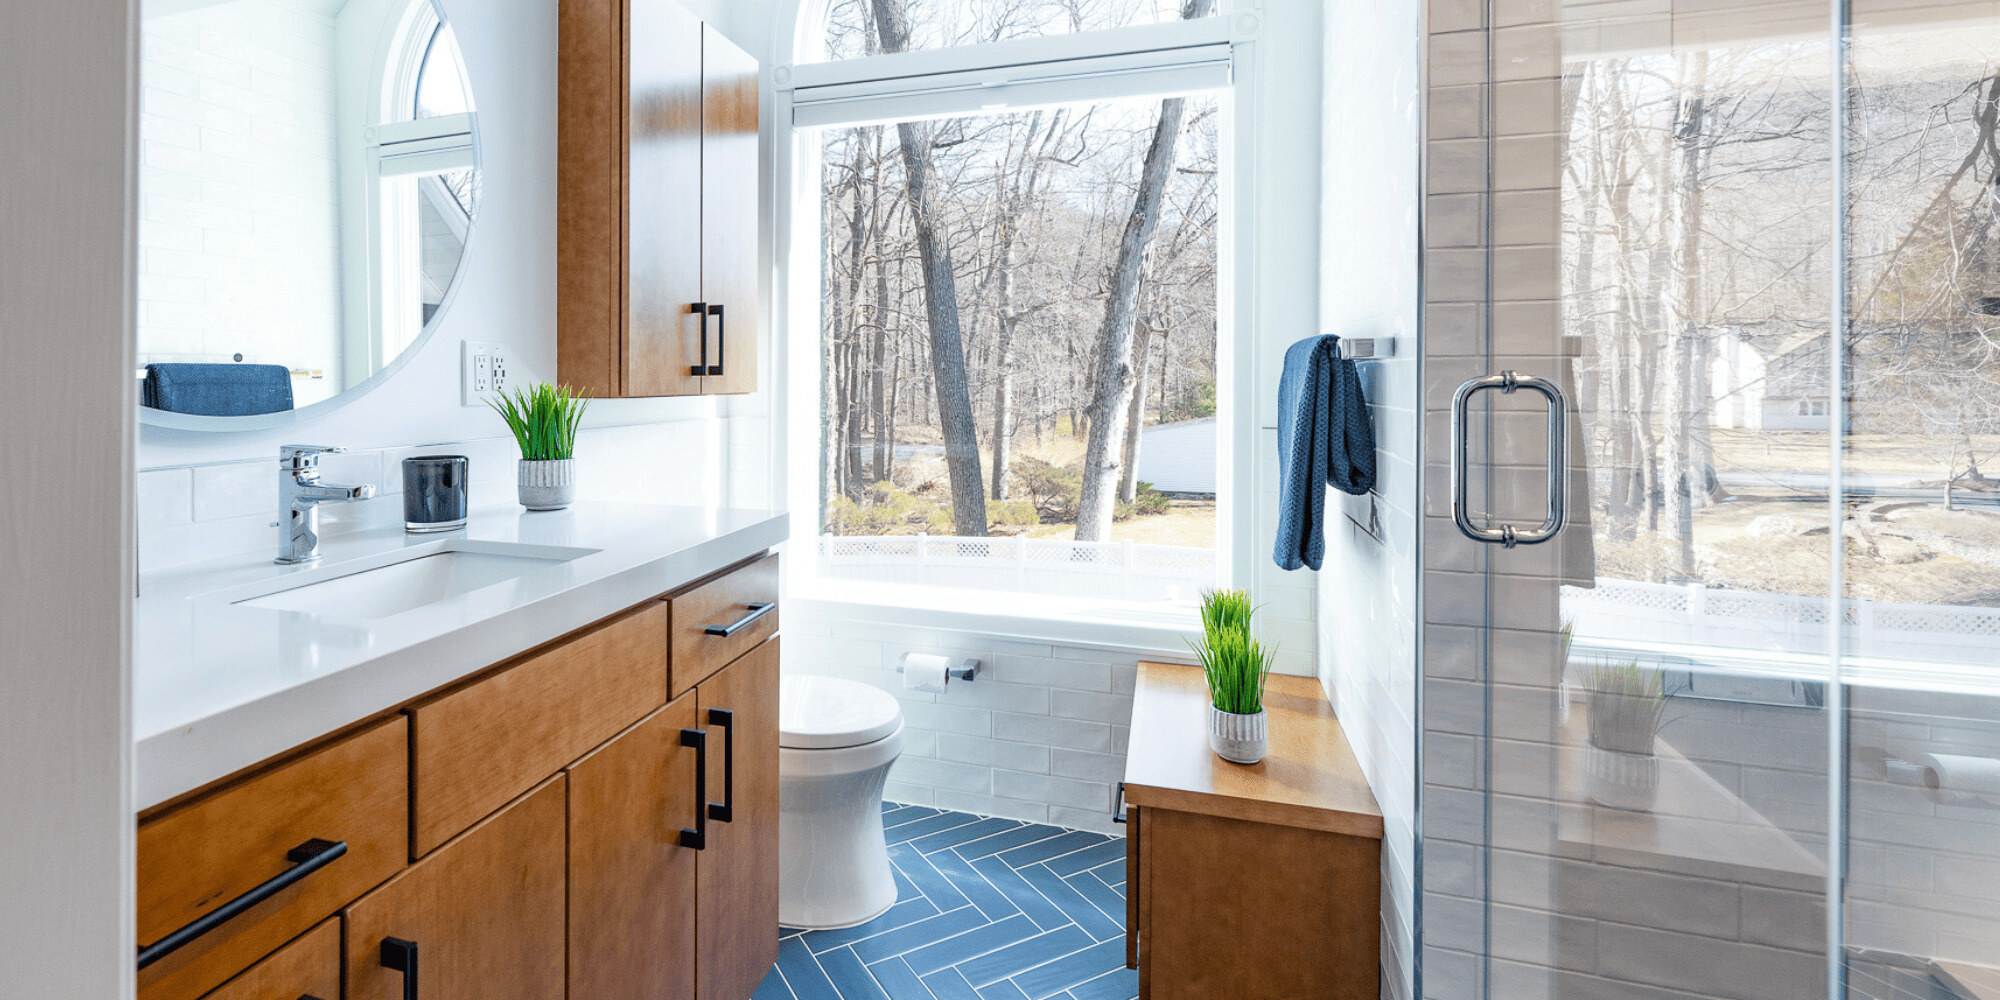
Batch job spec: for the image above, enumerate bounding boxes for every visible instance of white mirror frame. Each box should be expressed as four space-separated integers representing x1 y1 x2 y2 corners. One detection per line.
138 0 483 433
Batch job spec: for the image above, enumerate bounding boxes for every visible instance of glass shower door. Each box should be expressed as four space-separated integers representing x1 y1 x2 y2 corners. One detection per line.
1419 1 2000 998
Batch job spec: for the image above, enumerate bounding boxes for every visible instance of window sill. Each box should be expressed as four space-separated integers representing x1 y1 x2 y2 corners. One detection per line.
785 579 1201 656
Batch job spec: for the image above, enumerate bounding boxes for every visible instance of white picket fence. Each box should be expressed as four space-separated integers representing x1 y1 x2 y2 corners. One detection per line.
1565 578 2000 666
818 534 1216 603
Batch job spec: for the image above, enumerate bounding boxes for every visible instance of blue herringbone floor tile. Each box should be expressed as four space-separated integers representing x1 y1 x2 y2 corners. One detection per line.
761 806 1130 1000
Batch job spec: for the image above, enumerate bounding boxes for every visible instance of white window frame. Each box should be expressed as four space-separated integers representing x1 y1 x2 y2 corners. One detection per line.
768 0 1265 631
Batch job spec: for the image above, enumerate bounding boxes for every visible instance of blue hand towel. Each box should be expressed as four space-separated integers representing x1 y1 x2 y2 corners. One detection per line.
143 363 295 417
1274 335 1376 571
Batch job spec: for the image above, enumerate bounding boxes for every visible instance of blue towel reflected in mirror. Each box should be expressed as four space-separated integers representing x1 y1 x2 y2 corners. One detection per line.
142 363 295 417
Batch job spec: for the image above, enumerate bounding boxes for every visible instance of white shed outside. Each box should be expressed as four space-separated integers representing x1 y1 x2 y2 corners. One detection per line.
1134 417 1217 495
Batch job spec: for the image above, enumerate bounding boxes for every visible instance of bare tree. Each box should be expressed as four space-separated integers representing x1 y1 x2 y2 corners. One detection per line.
1074 0 1214 541
870 0 988 535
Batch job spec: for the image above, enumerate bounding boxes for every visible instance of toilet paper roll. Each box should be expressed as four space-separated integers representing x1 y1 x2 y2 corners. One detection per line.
903 652 952 694
1917 753 2000 798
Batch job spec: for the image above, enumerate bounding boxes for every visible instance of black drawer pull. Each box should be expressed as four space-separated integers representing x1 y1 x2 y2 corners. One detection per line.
707 708 735 823
382 937 419 1000
701 602 774 637
707 303 726 376
680 727 709 850
136 838 347 970
1112 782 1128 824
688 301 710 377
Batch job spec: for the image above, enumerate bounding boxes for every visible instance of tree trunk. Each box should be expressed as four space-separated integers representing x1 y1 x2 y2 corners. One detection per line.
871 0 987 535
1073 2 1208 540
1118 315 1157 502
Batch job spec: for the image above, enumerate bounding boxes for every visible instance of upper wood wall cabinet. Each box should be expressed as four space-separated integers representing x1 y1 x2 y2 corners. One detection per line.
560 0 761 398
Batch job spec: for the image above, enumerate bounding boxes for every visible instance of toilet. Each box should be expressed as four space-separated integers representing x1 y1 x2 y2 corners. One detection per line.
778 675 906 929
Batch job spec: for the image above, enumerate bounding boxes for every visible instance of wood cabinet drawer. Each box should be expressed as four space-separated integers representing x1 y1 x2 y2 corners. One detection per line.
409 602 668 855
138 717 408 1000
669 553 777 697
202 918 341 1000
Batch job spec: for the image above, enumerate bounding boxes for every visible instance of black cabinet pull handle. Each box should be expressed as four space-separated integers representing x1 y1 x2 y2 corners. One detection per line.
1112 782 1128 824
707 708 735 823
706 303 725 376
136 838 347 970
701 602 774 637
382 937 418 1000
680 727 709 850
688 301 710 377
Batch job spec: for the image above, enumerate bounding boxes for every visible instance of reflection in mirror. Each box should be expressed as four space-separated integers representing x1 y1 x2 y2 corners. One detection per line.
137 0 479 421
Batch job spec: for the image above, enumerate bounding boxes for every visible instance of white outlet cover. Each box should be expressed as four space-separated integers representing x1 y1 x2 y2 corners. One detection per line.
460 341 511 406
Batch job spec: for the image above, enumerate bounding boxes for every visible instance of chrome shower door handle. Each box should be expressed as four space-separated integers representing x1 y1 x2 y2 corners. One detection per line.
1450 370 1568 548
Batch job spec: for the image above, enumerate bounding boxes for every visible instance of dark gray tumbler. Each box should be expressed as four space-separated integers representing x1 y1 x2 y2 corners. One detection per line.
403 455 469 533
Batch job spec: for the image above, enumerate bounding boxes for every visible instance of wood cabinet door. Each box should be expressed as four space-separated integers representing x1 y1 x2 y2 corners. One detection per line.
626 0 705 397
345 777 567 1000
698 23 760 396
694 638 780 1000
567 697 701 1000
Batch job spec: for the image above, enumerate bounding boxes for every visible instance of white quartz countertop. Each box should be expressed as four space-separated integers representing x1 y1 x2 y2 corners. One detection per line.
134 499 788 811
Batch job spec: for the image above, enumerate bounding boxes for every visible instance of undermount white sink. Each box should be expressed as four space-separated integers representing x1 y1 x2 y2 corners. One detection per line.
231 541 600 621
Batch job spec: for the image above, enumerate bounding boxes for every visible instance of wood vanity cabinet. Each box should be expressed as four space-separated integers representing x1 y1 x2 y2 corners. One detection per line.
693 638 781 1000
344 777 570 1000
567 700 701 1000
201 918 340 1000
136 552 783 1000
559 0 760 398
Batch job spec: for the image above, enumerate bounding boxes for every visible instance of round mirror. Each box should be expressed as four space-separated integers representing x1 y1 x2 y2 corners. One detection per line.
137 0 481 429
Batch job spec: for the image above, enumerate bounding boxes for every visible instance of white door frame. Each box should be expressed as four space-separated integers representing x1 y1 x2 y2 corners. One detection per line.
0 0 138 996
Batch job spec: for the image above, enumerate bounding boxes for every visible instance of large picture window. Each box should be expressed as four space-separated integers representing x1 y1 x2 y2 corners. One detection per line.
786 0 1232 612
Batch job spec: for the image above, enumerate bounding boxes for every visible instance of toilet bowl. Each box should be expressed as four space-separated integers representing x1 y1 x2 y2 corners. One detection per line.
778 675 906 930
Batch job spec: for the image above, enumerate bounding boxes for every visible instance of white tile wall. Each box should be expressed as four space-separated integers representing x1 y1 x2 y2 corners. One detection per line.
136 419 722 572
1323 1 1424 999
139 2 346 405
783 611 1174 836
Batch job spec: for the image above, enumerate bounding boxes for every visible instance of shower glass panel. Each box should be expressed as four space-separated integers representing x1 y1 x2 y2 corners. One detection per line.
1422 1 2000 999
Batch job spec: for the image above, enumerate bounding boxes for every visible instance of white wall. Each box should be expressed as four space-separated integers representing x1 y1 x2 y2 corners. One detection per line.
139 0 346 404
1319 1 1422 999
137 0 763 495
0 0 137 994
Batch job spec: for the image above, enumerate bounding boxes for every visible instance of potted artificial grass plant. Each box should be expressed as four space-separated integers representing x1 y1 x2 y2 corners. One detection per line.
1580 661 1667 810
1192 589 1274 764
491 382 588 511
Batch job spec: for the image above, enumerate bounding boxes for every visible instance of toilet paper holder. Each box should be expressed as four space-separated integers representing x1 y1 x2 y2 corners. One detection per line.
896 654 980 683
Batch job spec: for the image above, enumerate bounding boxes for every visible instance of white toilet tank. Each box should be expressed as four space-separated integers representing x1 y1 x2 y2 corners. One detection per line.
778 675 907 929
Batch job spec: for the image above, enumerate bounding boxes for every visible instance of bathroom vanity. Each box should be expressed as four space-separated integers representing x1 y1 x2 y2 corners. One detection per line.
1120 661 1385 1000
132 503 786 1000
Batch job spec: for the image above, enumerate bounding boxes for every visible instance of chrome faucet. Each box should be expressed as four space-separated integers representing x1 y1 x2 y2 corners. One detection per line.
277 445 376 564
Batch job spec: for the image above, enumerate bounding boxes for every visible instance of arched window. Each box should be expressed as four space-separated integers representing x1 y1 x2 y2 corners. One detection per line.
777 0 1246 618
357 0 479 366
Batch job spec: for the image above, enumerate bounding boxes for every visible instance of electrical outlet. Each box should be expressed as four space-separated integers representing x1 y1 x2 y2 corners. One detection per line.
460 341 511 406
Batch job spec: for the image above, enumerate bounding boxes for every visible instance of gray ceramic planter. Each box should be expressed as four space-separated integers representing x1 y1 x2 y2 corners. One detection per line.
518 458 576 511
1209 705 1269 764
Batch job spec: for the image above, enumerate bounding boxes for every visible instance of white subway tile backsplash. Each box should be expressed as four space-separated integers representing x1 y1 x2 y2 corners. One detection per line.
937 734 1050 774
992 771 1109 812
190 461 272 522
993 712 1112 753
